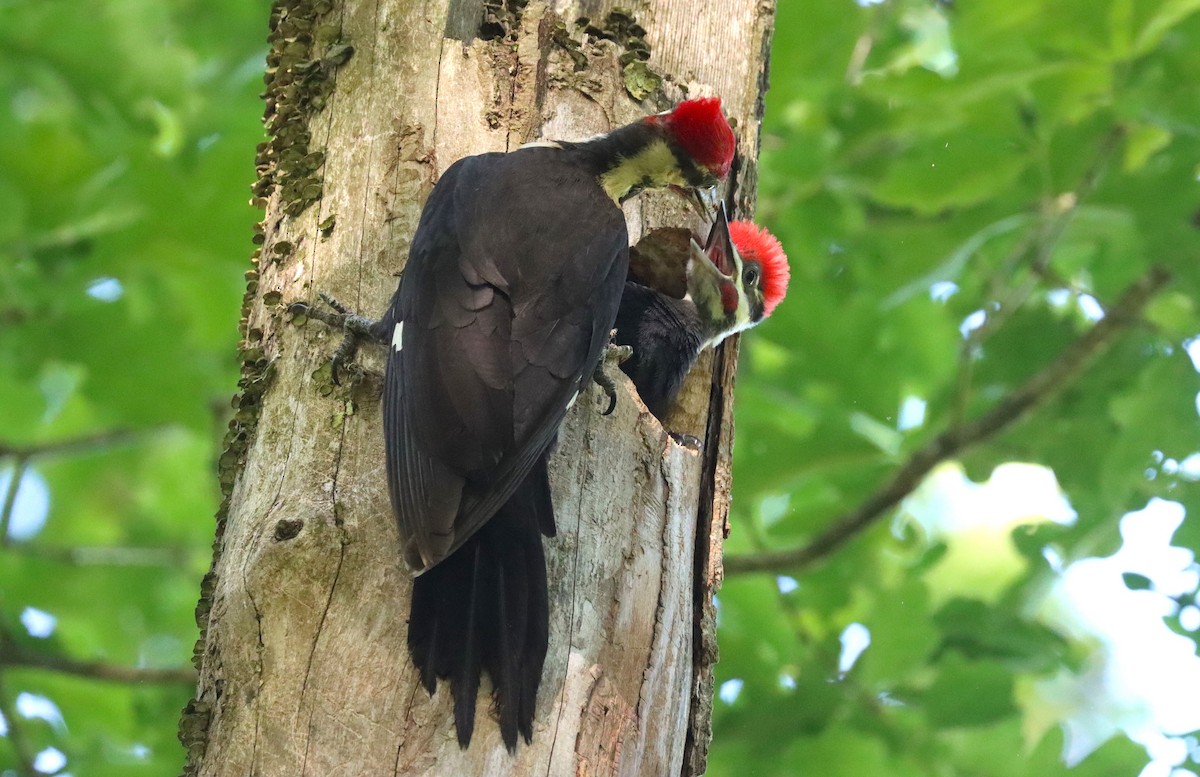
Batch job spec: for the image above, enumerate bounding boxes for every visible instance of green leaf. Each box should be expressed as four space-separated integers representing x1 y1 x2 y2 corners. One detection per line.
1131 0 1200 56
1121 572 1152 591
924 654 1017 728
1122 122 1173 172
1143 290 1197 339
857 579 937 685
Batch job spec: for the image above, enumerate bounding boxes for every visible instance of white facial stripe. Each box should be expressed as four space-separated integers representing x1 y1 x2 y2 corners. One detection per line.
729 242 752 327
700 241 757 349
391 322 404 351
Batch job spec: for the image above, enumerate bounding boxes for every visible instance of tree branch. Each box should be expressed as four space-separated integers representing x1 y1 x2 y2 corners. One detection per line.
6 543 191 568
0 616 195 685
724 265 1173 575
0 456 29 547
0 428 153 461
951 127 1125 427
1 646 196 685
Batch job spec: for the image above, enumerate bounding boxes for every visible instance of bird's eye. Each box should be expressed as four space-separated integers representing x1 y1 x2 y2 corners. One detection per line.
744 267 760 285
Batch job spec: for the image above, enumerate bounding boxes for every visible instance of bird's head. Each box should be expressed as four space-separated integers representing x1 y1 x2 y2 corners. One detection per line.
647 97 736 184
645 97 735 214
598 97 735 207
686 205 789 345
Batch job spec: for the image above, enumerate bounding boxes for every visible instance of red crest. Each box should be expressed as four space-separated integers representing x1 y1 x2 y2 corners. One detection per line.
653 98 735 180
729 221 789 316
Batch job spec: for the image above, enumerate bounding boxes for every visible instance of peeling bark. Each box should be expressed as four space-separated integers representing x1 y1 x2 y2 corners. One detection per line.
183 0 774 774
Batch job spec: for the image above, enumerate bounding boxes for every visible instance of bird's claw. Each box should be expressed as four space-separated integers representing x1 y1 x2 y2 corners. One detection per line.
318 290 352 315
329 337 360 386
591 335 633 416
290 295 348 330
592 365 619 416
606 343 633 366
291 292 381 386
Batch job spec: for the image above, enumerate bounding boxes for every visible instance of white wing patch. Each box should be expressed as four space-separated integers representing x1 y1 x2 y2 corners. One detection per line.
565 390 580 411
391 322 405 352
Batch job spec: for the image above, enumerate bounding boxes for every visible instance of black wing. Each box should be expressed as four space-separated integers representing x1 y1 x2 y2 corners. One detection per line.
381 149 628 572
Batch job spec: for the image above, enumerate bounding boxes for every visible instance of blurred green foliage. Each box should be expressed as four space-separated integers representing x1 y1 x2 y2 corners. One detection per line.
720 0 1200 774
0 0 1197 774
0 0 266 773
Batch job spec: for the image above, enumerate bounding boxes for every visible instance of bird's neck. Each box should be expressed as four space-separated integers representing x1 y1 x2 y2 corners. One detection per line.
567 122 688 204
598 139 687 203
656 292 704 335
688 284 757 349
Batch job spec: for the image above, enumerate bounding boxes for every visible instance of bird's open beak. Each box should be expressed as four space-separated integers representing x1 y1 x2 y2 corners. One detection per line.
686 202 743 320
702 202 736 275
688 202 737 281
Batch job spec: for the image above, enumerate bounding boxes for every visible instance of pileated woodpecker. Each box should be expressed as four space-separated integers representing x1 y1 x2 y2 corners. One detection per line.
293 98 735 750
615 206 789 419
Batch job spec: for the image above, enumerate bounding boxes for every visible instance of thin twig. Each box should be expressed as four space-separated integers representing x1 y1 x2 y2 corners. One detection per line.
724 265 1172 575
0 670 38 777
845 34 874 85
0 456 30 547
1 646 195 685
0 615 195 686
951 127 1125 426
0 428 152 461
0 432 190 561
6 543 189 568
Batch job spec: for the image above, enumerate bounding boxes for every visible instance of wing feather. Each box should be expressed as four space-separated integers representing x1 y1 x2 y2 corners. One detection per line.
382 149 628 571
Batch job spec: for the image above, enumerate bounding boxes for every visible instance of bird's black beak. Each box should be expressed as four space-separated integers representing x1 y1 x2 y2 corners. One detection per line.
702 202 735 276
688 185 720 222
686 201 743 323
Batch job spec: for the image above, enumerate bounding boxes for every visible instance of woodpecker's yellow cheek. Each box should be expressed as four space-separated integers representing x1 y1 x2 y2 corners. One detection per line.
600 140 685 202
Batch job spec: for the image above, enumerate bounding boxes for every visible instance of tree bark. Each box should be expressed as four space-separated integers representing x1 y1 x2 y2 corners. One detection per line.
180 1 774 774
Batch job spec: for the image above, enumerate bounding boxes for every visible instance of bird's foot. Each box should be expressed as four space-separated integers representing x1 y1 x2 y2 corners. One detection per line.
591 334 634 416
289 292 383 385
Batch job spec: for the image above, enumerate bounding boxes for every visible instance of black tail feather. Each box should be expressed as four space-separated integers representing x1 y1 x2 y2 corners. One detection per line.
451 542 485 746
517 537 548 743
407 463 552 751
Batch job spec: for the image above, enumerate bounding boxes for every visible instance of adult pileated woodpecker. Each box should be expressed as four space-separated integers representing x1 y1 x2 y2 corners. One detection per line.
614 206 789 419
293 98 735 750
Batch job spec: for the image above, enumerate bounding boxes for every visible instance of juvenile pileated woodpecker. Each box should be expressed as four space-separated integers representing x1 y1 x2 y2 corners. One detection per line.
614 206 789 419
294 98 735 750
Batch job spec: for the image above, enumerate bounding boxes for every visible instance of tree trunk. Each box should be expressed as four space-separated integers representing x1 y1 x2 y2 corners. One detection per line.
179 1 774 774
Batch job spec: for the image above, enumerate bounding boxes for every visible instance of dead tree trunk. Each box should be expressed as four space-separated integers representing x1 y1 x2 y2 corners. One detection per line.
179 1 774 774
